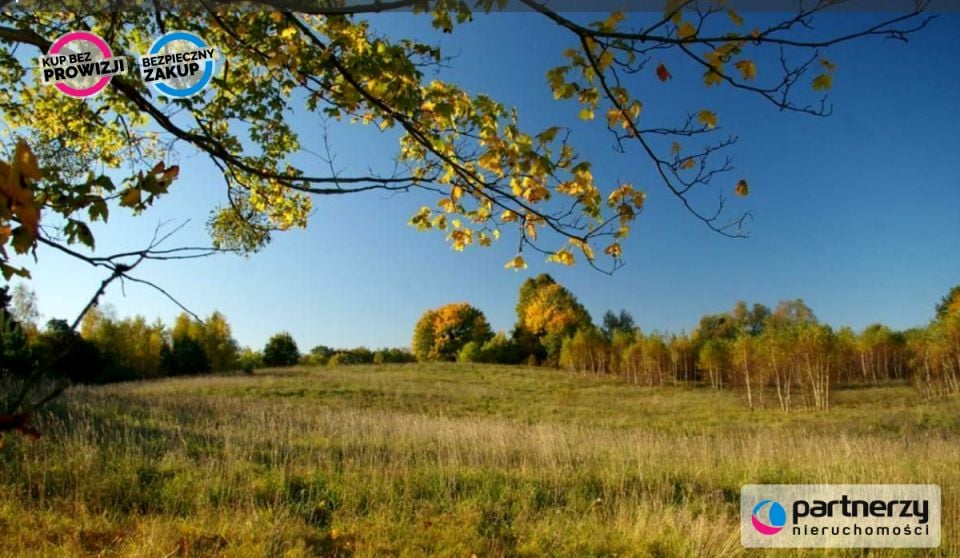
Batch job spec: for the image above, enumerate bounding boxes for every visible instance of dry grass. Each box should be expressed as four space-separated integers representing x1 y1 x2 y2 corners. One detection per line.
1 363 957 557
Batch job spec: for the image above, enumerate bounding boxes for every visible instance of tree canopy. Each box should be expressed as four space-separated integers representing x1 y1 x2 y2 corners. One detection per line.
514 273 591 361
936 285 960 320
263 331 301 366
0 0 937 430
0 0 934 287
412 302 492 361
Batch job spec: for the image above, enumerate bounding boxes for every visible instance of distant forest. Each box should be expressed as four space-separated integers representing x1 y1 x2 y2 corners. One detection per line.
3 278 958 413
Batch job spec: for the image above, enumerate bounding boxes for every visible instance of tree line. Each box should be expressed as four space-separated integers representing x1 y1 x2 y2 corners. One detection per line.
3 279 957 414
0 286 415 395
412 277 960 410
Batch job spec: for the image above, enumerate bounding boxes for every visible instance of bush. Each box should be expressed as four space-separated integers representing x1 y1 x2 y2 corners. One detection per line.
327 348 374 366
374 348 416 364
263 332 300 367
457 341 483 363
306 345 334 366
238 348 261 374
480 332 524 364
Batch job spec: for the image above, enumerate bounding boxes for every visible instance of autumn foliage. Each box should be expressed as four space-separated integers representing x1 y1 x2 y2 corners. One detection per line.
412 303 492 362
411 278 960 411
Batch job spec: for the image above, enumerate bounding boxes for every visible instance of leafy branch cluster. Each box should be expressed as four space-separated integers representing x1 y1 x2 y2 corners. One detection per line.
0 0 934 277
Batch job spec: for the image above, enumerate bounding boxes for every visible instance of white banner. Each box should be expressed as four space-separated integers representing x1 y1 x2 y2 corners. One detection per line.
741 484 941 548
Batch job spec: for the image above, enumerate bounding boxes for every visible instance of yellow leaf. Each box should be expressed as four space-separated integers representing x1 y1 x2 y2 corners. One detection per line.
448 228 472 251
632 191 646 209
525 221 538 241
280 27 298 40
578 108 595 121
14 141 40 181
671 142 681 156
581 244 596 262
677 22 697 40
727 9 743 26
547 249 575 266
812 73 833 91
120 188 141 207
504 255 527 270
819 58 837 72
599 10 625 32
734 59 756 80
598 50 614 71
681 158 696 170
606 108 622 127
735 179 749 197
604 242 622 258
664 0 685 24
697 110 718 129
703 69 724 87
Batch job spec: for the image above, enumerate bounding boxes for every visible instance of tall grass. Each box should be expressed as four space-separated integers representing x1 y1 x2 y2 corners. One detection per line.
1 364 957 556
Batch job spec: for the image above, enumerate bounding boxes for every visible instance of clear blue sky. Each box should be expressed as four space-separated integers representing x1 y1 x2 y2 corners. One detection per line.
13 10 960 351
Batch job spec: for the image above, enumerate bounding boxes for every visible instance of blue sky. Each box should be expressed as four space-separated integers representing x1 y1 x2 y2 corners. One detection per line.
12 10 960 351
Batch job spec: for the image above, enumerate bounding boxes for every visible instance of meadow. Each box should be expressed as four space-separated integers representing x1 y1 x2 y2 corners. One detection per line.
1 363 958 557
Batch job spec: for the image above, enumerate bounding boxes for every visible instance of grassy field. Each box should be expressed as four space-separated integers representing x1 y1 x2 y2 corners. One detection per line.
1 363 958 557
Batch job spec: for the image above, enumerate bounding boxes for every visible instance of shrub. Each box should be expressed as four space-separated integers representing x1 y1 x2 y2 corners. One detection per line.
481 332 524 364
374 348 416 364
262 332 300 367
306 345 334 366
238 348 261 374
327 348 374 366
457 341 483 363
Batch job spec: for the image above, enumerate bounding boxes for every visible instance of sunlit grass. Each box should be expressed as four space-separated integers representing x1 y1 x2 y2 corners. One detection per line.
1 363 957 556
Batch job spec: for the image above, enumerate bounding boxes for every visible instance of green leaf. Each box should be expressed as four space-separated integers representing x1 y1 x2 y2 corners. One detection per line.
65 219 95 249
88 198 109 223
10 226 34 254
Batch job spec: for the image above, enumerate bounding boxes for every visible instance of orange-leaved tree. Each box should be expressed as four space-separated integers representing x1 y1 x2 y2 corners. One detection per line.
412 302 492 362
